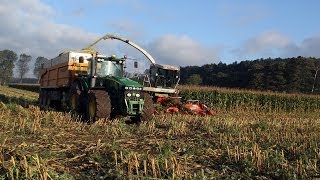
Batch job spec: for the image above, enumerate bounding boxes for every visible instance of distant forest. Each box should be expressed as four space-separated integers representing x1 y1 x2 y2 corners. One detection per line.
2 47 320 94
180 56 320 94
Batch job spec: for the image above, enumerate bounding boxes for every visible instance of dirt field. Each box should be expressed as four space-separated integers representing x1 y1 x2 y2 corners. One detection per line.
0 86 319 179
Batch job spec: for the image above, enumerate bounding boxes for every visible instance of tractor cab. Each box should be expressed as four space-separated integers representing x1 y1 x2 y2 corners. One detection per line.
87 55 125 79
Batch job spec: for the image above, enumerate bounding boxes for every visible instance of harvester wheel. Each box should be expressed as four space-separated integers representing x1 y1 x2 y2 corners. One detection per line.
140 93 154 122
86 90 111 122
69 82 82 112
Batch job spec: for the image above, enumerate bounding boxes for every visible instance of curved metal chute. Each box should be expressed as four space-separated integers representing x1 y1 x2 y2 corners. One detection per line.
81 34 156 65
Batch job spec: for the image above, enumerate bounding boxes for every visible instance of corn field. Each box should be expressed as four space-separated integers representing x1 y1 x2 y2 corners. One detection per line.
0 86 38 107
8 83 40 93
0 85 320 179
180 85 320 112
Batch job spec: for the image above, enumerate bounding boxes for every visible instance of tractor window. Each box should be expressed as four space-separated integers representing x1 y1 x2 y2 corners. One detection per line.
96 61 123 77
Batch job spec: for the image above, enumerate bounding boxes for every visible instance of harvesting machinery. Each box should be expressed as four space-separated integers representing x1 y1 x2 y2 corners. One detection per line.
82 34 181 101
39 34 214 121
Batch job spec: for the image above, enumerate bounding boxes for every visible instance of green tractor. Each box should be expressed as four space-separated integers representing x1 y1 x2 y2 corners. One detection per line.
70 54 154 122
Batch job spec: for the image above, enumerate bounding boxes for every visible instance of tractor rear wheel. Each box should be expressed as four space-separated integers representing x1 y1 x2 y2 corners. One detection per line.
86 90 111 122
140 93 154 122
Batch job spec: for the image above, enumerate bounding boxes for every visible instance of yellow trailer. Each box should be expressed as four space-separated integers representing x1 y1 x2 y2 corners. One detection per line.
39 51 91 88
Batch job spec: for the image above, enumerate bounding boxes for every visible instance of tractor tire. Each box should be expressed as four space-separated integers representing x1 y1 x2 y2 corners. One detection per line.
140 93 154 122
69 82 82 113
86 90 111 122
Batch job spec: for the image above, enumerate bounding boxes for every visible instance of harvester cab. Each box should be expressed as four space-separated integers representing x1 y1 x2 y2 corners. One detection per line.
148 64 180 89
143 64 180 98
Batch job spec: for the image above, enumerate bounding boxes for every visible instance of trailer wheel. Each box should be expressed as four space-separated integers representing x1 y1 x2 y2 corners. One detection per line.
86 90 111 122
140 93 154 122
42 91 51 109
69 82 82 112
39 89 46 110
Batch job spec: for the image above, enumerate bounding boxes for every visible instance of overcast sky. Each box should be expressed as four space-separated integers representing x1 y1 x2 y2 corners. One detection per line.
1 0 320 77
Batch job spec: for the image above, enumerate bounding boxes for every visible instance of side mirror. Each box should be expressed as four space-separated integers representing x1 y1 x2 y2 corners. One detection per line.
134 61 138 68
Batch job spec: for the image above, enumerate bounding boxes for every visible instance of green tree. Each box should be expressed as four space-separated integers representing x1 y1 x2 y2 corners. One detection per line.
186 74 202 85
34 56 48 79
311 58 320 93
17 53 32 83
248 62 264 90
271 61 286 92
0 49 18 85
180 56 320 94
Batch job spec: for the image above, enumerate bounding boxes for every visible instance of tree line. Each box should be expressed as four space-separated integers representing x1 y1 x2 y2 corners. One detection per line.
2 48 320 94
0 49 48 85
181 56 320 94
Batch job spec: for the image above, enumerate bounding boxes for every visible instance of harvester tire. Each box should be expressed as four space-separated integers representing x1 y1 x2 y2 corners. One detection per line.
140 93 154 122
86 90 111 122
69 82 82 113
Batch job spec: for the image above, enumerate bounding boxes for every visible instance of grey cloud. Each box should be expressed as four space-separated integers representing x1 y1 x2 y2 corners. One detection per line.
0 0 100 56
147 35 220 66
232 31 320 60
0 0 221 74
232 31 292 59
299 36 320 57
0 0 101 77
281 36 320 58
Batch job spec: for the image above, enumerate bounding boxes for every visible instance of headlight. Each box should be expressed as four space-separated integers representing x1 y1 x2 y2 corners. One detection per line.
127 93 132 97
135 93 140 97
125 87 142 90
